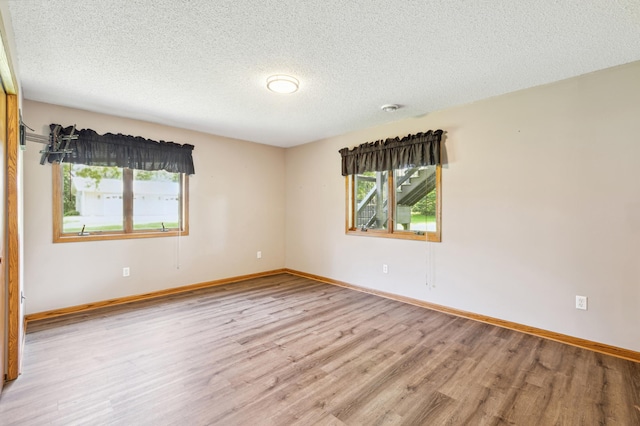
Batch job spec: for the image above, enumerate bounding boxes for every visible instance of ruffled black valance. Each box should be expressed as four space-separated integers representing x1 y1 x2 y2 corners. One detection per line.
47 124 195 175
338 130 443 176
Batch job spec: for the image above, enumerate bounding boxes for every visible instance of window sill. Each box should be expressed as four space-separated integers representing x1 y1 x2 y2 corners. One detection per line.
346 228 440 242
54 229 189 243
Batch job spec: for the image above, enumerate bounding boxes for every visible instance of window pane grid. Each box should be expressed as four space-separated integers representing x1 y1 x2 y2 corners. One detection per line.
54 163 188 242
61 163 124 233
354 171 388 230
394 166 437 233
133 169 181 231
347 165 440 242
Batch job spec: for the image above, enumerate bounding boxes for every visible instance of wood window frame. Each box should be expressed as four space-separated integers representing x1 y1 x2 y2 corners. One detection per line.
52 162 189 243
345 164 441 242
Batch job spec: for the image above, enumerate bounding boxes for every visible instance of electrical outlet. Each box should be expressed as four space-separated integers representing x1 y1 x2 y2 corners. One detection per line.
575 295 587 310
382 264 388 274
257 251 262 259
123 267 130 277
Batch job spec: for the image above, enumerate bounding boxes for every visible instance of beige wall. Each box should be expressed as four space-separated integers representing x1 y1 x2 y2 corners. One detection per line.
23 100 286 313
285 61 640 352
21 62 640 352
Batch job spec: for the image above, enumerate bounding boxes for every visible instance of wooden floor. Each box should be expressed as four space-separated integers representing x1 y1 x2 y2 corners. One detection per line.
1 274 639 425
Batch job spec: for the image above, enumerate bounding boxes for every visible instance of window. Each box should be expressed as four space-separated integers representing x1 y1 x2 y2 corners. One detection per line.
53 162 188 242
44 123 194 243
340 129 443 242
346 164 441 241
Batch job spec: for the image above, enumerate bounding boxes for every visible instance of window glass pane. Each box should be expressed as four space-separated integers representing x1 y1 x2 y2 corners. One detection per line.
355 171 388 230
62 163 124 233
133 170 180 230
395 166 437 233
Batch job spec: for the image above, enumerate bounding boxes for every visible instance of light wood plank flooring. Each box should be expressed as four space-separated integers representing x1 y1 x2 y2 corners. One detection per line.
1 274 639 425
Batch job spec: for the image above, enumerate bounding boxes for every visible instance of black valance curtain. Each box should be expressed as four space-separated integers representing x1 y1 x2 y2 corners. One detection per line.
338 129 443 176
49 124 195 175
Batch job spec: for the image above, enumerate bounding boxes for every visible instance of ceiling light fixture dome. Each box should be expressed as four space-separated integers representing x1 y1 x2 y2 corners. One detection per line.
381 104 400 112
266 75 299 94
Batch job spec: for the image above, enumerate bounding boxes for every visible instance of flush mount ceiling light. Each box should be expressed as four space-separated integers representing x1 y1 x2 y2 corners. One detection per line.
266 75 299 94
381 104 400 112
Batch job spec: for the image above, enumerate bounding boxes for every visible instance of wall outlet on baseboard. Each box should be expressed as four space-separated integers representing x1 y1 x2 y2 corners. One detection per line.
257 251 262 259
382 264 388 274
123 267 130 277
575 295 587 310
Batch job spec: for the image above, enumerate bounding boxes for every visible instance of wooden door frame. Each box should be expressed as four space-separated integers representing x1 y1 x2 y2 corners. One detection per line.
0 17 21 381
0 69 5 392
6 93 19 380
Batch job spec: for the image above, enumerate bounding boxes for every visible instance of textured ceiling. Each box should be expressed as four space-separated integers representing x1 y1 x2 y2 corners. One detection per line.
7 0 640 147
